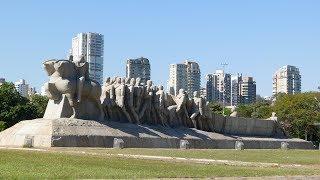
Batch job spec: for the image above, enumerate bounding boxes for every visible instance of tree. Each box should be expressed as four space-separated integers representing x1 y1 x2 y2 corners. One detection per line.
251 102 272 119
273 93 320 142
0 82 28 114
29 94 48 117
223 108 232 116
0 82 40 130
0 121 6 131
207 102 223 115
236 104 254 118
207 102 232 116
256 94 266 103
236 101 272 119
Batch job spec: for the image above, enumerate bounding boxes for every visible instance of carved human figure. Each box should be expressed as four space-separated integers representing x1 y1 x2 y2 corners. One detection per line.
125 77 130 85
126 78 140 124
115 78 132 123
190 91 205 129
175 89 189 127
139 80 153 124
154 85 169 126
101 77 117 120
203 101 215 131
134 78 143 112
113 77 122 90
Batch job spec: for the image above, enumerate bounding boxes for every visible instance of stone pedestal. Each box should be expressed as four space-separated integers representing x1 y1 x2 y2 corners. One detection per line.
0 118 315 149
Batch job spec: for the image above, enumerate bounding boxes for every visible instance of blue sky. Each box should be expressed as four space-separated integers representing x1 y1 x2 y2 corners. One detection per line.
0 1 319 96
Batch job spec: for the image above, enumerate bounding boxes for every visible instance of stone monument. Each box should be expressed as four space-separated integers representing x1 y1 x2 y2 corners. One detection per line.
0 57 315 149
43 56 104 121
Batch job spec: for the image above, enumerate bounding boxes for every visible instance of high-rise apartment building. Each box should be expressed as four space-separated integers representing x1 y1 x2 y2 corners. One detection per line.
239 76 256 104
231 74 241 106
15 79 29 97
185 61 201 97
230 75 256 105
168 63 187 96
206 70 231 104
71 32 104 84
199 87 207 99
126 57 151 84
272 65 301 96
167 60 200 97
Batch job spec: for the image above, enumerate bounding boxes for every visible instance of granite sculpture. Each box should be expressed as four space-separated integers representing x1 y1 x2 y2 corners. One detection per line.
100 77 214 131
0 57 314 149
43 56 214 132
43 56 104 121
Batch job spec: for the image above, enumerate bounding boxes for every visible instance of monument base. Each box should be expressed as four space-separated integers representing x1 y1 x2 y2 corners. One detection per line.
0 118 315 149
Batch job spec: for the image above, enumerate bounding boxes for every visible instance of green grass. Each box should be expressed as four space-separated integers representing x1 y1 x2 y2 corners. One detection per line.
0 149 319 178
62 148 320 165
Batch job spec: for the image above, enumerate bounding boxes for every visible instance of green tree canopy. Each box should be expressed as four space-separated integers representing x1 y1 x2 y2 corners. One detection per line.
0 83 48 130
273 92 320 140
29 94 48 117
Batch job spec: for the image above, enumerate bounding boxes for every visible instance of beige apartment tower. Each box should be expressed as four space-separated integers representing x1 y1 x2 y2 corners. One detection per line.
167 60 201 97
272 65 301 96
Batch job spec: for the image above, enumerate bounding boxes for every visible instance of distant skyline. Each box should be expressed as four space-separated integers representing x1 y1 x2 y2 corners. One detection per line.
0 1 319 96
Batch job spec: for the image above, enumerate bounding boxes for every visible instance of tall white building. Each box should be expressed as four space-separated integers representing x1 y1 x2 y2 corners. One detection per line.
71 32 104 84
206 70 231 105
126 57 151 84
167 63 187 96
272 65 301 96
185 61 201 97
15 79 29 98
167 60 201 97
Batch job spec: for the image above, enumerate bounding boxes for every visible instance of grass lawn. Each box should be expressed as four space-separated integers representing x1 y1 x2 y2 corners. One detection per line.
0 148 319 178
72 148 320 165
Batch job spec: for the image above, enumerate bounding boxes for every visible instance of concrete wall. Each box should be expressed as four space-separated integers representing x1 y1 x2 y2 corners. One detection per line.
212 114 285 137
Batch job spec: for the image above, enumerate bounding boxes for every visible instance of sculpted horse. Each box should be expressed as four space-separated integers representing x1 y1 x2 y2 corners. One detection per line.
43 59 104 121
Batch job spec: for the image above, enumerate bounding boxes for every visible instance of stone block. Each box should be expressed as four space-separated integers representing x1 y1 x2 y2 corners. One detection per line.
180 140 190 149
23 136 34 148
113 138 124 149
281 142 289 150
0 118 315 149
235 140 244 150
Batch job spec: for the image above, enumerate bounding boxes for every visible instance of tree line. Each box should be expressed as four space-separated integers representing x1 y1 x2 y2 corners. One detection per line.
209 93 320 145
0 82 48 131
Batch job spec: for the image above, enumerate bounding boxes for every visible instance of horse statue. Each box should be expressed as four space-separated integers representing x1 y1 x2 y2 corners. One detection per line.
42 56 104 121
